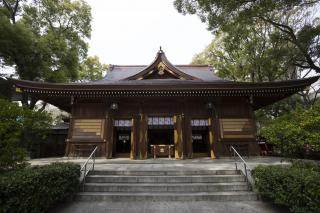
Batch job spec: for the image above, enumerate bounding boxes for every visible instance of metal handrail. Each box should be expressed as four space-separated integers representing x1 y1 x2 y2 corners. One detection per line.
230 146 254 190
80 146 98 189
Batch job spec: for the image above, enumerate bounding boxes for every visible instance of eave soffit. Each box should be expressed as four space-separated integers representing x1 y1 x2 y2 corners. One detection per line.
10 75 319 91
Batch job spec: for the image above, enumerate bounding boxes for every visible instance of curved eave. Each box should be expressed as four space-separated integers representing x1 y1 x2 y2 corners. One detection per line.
10 76 319 90
10 76 319 112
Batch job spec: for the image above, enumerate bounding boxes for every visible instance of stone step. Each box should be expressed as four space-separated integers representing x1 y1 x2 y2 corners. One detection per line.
85 174 245 183
89 170 240 176
84 182 249 192
77 191 258 201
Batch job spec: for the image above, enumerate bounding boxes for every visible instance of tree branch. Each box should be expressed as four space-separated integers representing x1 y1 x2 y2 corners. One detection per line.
258 16 320 73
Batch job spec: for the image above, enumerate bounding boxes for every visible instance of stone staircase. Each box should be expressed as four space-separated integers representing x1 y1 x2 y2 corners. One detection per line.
77 169 257 201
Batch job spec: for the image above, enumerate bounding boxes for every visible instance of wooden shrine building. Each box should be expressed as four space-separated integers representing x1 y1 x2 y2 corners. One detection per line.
11 50 319 159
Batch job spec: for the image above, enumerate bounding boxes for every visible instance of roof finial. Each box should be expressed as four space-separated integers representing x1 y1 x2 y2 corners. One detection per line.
159 46 162 52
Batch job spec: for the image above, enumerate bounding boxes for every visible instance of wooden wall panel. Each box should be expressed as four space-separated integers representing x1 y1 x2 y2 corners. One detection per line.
72 119 104 140
219 98 251 118
219 118 255 139
73 103 106 117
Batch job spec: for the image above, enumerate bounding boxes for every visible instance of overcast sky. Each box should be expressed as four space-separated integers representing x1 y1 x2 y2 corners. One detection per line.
86 0 213 65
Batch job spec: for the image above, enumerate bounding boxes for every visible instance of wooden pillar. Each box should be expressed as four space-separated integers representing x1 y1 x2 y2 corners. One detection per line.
65 118 74 156
139 114 148 159
174 115 183 159
105 116 114 159
130 116 138 159
208 117 216 159
65 97 75 157
185 116 193 159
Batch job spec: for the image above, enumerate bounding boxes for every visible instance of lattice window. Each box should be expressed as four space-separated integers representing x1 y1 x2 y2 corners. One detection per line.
114 119 132 127
191 119 209 126
148 117 174 125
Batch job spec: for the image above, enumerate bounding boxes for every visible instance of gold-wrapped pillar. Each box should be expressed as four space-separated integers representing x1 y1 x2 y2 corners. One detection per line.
130 116 138 159
174 115 183 159
208 117 216 159
139 114 148 159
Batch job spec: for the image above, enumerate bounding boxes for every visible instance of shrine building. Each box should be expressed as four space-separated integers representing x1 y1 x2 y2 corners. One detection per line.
11 50 319 159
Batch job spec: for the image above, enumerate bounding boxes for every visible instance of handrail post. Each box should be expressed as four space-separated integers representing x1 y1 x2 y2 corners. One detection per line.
230 145 253 190
79 146 98 191
233 150 237 171
244 163 250 190
83 163 87 191
93 149 96 172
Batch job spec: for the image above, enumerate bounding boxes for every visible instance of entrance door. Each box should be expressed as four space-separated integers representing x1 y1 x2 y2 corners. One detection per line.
147 116 174 158
191 119 210 157
192 128 209 157
113 128 131 157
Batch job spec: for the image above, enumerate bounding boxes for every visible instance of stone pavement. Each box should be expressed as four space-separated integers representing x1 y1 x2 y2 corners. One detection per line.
52 201 288 213
29 156 289 170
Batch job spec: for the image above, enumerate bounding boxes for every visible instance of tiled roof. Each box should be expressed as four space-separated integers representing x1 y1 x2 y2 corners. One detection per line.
94 65 227 83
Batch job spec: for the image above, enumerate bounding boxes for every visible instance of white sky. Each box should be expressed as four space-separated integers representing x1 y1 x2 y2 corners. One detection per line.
85 0 213 65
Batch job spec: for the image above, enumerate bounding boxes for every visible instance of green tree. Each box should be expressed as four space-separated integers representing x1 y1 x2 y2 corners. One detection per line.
259 101 320 157
192 22 297 82
0 0 92 82
175 0 320 74
0 98 52 171
79 56 108 82
0 0 92 107
191 21 307 126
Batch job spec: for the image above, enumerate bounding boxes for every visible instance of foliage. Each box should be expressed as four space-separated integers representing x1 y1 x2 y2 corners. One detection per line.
0 0 92 82
175 0 320 74
0 162 80 213
191 22 306 125
0 98 52 171
0 77 11 100
79 56 108 82
0 0 92 107
259 101 320 157
192 23 297 83
253 161 320 213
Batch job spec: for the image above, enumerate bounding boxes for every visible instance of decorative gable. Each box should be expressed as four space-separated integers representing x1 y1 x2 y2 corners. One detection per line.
124 49 200 81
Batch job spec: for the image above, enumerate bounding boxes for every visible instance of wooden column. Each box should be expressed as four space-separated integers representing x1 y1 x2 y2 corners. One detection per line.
130 116 138 159
65 118 74 156
105 116 114 159
174 115 183 159
65 97 75 157
208 117 216 159
139 114 148 159
185 116 193 159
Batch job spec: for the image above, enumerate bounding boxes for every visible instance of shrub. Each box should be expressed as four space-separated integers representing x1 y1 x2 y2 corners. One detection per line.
0 98 52 171
0 162 80 213
253 161 320 213
259 102 320 157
